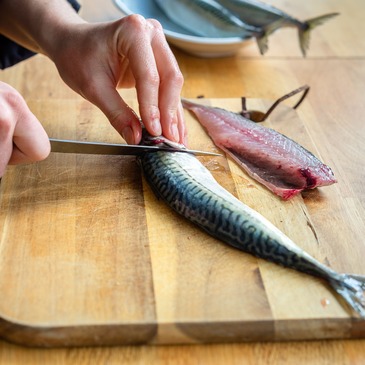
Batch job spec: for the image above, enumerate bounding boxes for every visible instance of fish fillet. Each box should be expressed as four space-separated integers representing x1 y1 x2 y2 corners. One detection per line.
182 99 336 199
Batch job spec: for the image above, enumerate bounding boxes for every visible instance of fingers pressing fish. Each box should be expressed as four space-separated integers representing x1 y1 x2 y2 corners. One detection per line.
181 98 336 200
154 0 339 55
138 133 365 318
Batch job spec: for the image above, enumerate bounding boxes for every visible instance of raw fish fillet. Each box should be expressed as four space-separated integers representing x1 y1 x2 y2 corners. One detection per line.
182 99 336 199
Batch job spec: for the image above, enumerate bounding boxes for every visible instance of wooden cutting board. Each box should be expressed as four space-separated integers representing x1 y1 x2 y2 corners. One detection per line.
0 98 364 347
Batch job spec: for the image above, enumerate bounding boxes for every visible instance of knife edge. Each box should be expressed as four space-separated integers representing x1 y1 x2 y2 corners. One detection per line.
49 138 221 157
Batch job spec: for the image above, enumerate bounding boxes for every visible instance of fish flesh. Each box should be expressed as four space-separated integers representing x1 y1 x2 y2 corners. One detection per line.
182 99 336 200
182 98 336 199
215 0 339 56
154 0 283 54
138 135 365 318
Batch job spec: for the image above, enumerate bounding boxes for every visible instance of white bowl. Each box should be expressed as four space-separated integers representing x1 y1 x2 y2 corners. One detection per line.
113 0 252 57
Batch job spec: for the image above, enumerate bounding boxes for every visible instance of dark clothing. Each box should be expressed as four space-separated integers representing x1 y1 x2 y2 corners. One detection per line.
0 0 80 69
0 36 36 69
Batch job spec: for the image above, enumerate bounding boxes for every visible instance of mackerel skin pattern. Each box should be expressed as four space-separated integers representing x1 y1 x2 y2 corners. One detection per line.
216 0 301 28
138 151 336 281
154 0 260 39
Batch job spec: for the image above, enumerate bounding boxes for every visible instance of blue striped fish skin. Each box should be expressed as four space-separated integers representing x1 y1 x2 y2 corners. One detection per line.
138 149 365 318
154 0 260 38
215 0 339 55
139 151 332 277
154 0 282 54
216 0 302 28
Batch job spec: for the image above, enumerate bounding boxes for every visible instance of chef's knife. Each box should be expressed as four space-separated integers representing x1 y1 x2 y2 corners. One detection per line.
49 138 221 157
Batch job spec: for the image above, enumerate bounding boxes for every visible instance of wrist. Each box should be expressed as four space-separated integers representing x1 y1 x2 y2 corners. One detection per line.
33 2 86 59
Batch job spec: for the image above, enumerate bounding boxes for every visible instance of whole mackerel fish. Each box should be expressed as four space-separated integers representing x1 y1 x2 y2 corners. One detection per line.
215 0 339 56
138 134 365 318
154 0 283 54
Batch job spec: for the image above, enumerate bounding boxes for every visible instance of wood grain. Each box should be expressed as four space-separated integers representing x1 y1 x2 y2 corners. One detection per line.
0 98 364 347
0 100 157 346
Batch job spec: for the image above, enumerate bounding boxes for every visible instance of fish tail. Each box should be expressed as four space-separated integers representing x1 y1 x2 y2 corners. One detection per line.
299 12 339 56
329 273 365 318
256 19 285 55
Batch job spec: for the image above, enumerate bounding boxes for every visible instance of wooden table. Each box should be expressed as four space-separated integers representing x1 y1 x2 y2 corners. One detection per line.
1 0 365 363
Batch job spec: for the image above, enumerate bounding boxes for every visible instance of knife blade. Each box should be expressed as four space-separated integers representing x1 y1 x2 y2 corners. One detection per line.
49 138 221 157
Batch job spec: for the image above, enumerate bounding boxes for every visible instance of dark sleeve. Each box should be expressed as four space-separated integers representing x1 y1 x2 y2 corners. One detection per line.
0 0 81 70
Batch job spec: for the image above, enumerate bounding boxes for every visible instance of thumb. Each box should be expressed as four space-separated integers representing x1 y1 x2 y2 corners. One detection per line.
0 82 50 171
11 105 51 165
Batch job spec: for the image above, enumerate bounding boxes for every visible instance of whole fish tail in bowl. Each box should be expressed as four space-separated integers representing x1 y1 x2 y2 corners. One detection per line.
299 12 340 56
328 273 365 318
256 19 285 55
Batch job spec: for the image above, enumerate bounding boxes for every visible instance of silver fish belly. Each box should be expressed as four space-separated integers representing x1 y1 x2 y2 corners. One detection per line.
216 0 302 27
153 0 278 54
138 150 365 318
154 0 259 38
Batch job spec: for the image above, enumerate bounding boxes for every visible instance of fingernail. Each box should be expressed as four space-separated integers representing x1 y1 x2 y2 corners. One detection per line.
151 118 162 136
122 126 134 144
170 123 179 142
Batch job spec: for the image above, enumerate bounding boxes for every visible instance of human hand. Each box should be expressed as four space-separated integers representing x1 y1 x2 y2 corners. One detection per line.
49 15 187 145
0 81 50 177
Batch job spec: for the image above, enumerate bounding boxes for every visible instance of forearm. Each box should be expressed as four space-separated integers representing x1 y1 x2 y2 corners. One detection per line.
0 0 84 57
0 5 186 144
